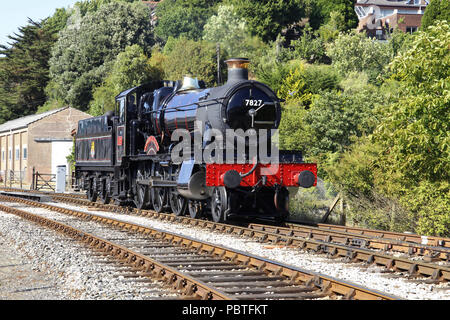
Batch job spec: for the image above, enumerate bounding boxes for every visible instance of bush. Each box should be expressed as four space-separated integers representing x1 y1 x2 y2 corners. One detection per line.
48 1 154 110
291 25 327 64
88 45 160 116
326 31 393 83
161 37 221 86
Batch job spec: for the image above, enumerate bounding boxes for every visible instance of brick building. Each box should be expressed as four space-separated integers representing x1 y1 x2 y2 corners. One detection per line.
355 0 429 39
0 107 90 185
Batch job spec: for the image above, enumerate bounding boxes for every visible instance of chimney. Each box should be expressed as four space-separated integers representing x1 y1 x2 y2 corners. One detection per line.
225 58 250 84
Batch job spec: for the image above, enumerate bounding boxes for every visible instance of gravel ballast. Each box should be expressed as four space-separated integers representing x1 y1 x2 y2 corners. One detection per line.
0 207 177 300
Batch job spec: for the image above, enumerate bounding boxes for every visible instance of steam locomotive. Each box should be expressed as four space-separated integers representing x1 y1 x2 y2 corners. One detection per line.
74 58 317 222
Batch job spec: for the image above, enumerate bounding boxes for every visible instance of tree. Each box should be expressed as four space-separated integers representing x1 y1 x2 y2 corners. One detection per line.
0 18 61 122
226 0 306 42
312 0 359 31
277 61 340 108
48 1 154 110
203 4 250 57
376 21 449 184
421 0 450 30
326 31 394 83
89 45 161 116
328 21 450 236
161 37 221 86
154 0 221 42
291 24 327 63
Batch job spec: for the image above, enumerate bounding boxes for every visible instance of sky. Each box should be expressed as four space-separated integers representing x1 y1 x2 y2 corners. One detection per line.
0 0 78 47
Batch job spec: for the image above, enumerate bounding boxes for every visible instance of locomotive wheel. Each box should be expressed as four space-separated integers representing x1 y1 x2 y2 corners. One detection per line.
274 188 290 221
188 200 204 219
86 178 98 202
210 187 228 223
169 189 187 216
87 185 98 203
151 187 167 213
99 182 110 205
99 186 111 204
134 184 149 210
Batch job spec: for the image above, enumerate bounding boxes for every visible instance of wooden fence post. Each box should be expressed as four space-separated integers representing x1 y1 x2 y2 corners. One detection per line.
31 167 35 190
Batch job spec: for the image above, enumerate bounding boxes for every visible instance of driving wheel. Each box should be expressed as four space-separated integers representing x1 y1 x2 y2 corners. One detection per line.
151 187 167 213
210 187 228 223
188 200 205 219
169 188 187 216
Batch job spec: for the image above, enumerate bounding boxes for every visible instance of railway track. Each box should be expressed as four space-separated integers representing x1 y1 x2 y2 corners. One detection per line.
42 194 450 282
1 189 449 284
5 188 448 256
0 196 399 300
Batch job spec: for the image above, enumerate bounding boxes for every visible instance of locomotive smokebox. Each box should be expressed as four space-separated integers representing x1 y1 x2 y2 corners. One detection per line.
225 58 250 84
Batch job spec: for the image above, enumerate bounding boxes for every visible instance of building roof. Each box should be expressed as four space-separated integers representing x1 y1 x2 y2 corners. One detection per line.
142 1 161 10
0 107 70 134
356 0 428 8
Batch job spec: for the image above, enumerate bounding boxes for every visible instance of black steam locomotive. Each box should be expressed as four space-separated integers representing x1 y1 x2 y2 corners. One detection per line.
74 58 317 222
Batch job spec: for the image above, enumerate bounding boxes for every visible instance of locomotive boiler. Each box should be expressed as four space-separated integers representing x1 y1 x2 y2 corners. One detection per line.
74 58 317 222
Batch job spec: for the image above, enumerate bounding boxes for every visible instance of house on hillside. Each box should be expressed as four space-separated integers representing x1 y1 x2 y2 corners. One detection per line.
142 0 163 27
0 107 91 186
355 0 429 39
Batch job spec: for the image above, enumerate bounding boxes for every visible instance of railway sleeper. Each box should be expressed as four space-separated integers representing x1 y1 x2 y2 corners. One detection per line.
177 265 248 271
234 291 329 300
185 270 265 277
220 285 317 294
157 257 223 264
166 261 236 267
211 280 291 288
196 275 286 283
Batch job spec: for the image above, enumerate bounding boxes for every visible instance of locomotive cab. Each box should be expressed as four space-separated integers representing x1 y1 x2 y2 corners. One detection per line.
114 81 177 158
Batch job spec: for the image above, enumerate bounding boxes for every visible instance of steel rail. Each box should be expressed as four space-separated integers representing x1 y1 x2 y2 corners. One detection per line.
0 195 400 300
44 194 450 281
285 221 450 249
248 223 450 262
2 189 449 280
0 186 448 249
22 188 450 253
0 202 231 300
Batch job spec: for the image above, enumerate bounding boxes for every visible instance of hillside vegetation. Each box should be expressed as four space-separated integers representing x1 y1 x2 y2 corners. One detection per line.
0 0 448 236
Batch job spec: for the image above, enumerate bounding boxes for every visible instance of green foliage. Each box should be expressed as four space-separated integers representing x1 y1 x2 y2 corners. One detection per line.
305 87 383 156
277 61 340 107
251 35 293 89
326 31 394 83
203 4 254 58
326 21 450 236
226 0 306 42
406 180 449 237
155 0 221 42
290 24 327 63
375 21 450 184
421 0 450 30
89 45 160 116
311 0 359 31
48 1 154 110
317 11 346 42
255 61 291 94
277 63 313 107
73 0 140 16
161 37 221 86
0 18 60 123
278 101 310 152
